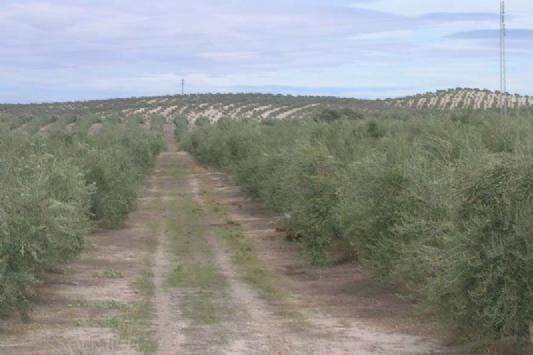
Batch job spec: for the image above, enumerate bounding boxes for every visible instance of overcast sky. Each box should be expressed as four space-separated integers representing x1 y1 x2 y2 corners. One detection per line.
0 0 532 103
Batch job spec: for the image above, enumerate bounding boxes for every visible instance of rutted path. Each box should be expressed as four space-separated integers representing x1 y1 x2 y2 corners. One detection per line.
155 125 453 355
152 126 303 354
0 124 458 354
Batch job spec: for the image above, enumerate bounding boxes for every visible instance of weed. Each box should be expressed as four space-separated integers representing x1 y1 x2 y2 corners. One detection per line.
100 302 157 353
95 270 124 279
165 263 220 289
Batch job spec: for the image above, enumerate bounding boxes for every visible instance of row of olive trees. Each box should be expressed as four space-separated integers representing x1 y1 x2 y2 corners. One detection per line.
181 110 533 348
0 124 163 319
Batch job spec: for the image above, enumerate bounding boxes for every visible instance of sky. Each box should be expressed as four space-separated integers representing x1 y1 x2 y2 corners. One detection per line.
0 0 532 103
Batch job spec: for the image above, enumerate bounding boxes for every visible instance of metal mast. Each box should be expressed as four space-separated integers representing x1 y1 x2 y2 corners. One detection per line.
500 0 508 117
181 79 185 96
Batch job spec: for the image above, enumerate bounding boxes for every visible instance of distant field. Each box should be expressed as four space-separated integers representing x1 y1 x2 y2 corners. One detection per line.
2 89 531 134
0 93 372 130
385 88 533 110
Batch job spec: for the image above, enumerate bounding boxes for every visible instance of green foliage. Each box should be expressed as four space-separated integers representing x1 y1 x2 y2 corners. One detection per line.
434 157 533 341
314 108 364 122
0 124 163 319
282 143 341 263
174 116 189 142
0 133 91 319
341 153 408 274
165 263 220 289
183 110 533 345
81 128 163 226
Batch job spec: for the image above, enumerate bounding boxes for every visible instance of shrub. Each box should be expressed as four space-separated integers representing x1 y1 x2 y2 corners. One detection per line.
283 143 342 263
314 108 364 122
81 128 163 226
0 133 91 319
182 110 533 346
0 124 163 319
340 153 408 274
434 157 533 341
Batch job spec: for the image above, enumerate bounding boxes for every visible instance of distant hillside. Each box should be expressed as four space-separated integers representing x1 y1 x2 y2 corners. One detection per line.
0 94 376 125
2 89 532 133
384 88 533 110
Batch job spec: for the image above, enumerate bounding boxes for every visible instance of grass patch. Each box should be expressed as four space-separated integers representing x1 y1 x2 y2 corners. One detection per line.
202 191 228 216
163 166 232 328
225 218 240 226
94 270 124 279
165 263 221 289
181 290 225 325
82 266 157 354
68 300 128 311
165 192 211 258
144 218 160 255
99 301 157 354
202 188 303 320
135 270 155 297
219 227 291 305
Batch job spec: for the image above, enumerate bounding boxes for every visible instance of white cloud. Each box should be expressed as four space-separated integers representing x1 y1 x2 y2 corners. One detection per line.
0 0 532 102
350 0 531 17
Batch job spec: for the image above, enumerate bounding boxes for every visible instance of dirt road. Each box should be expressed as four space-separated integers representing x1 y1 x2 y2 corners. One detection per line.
0 125 458 354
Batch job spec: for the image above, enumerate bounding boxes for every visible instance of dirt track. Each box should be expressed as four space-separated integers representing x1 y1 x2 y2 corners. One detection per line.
0 125 460 354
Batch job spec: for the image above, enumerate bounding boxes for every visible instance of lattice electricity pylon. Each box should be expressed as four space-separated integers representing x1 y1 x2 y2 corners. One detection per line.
500 0 508 117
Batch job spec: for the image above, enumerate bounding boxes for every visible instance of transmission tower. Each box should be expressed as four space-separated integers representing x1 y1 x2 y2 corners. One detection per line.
500 0 508 117
181 79 185 96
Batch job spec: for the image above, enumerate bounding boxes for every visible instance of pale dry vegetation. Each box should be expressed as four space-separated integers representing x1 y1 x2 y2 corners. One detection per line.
387 88 533 110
